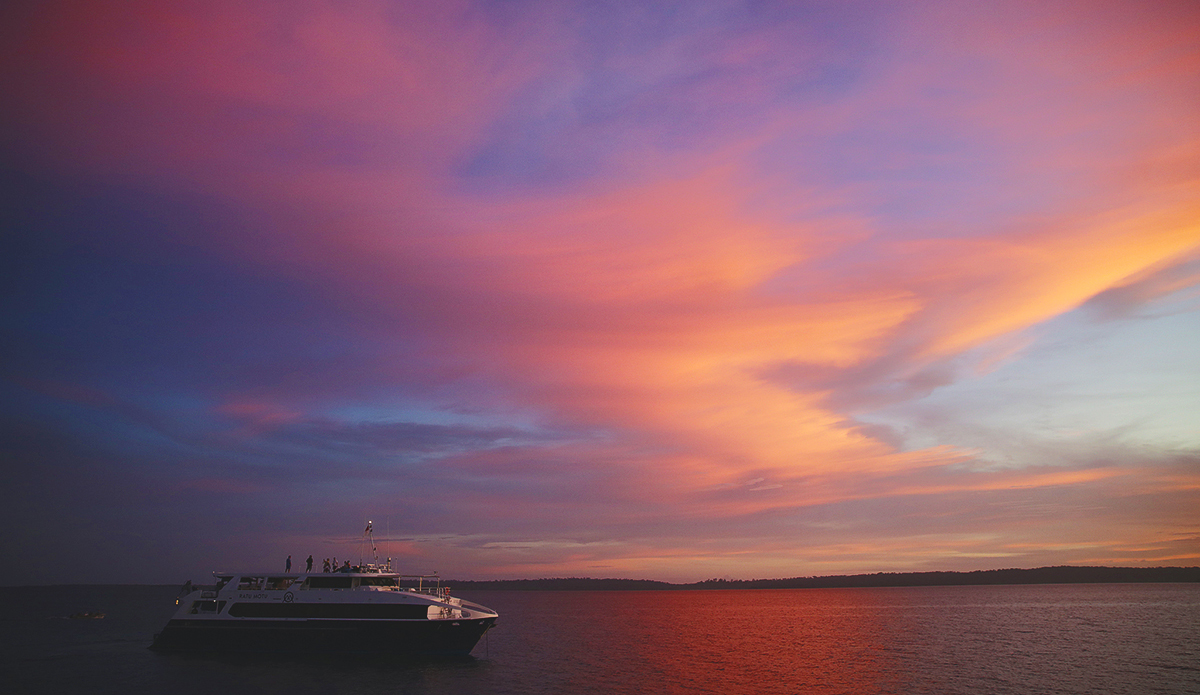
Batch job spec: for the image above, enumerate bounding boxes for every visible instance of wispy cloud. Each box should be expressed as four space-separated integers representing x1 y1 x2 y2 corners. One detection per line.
1 0 1198 583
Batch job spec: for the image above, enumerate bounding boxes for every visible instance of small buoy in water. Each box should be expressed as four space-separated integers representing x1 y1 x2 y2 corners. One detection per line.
70 611 105 619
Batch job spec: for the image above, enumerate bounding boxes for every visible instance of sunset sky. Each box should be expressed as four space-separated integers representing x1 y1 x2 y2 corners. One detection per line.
2 1 1198 585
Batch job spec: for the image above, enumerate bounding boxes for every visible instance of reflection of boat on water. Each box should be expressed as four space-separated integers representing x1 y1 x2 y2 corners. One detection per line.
151 524 498 656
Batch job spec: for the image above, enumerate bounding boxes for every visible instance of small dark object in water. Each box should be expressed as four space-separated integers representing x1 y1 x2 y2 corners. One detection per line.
70 611 105 619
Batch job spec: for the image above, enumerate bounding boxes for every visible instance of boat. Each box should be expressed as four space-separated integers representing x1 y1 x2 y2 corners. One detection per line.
151 525 498 656
151 567 498 655
69 611 106 619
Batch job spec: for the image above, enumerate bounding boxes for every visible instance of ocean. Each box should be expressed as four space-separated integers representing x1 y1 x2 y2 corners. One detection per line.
2 583 1197 694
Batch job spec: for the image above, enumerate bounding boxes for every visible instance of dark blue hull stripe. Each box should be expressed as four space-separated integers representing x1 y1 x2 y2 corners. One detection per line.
151 616 497 655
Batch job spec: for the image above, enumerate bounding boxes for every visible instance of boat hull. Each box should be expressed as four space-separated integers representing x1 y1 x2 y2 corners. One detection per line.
151 615 496 656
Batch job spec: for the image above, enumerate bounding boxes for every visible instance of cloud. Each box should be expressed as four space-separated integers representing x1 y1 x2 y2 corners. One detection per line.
1082 252 1200 320
2 0 1199 582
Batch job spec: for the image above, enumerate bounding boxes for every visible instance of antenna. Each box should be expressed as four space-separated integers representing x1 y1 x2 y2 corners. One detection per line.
360 520 378 568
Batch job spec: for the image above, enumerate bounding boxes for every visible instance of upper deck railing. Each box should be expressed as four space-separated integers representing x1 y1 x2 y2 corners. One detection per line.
182 570 455 600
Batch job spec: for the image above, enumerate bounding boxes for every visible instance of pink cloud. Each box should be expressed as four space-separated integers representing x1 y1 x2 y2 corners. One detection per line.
0 0 554 197
216 399 304 430
3 1 1198 579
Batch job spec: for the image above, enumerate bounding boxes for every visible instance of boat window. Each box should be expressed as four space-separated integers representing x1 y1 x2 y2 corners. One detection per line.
304 576 353 589
359 576 398 587
227 602 429 619
214 577 232 591
189 600 226 614
266 577 294 590
237 576 265 590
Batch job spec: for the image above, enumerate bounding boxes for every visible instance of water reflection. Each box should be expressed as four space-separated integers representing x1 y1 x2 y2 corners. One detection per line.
7 584 1198 694
482 588 923 694
473 584 1200 695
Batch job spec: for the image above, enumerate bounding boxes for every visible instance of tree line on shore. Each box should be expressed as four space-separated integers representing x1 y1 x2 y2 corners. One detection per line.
445 566 1200 591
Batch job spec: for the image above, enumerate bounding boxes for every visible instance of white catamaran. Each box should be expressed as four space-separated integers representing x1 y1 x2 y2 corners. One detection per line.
152 523 498 655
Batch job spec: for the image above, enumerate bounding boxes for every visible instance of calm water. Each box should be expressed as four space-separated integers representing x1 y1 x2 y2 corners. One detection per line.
1 583 1197 694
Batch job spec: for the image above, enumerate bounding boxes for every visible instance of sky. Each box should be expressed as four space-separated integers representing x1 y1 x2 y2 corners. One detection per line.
1 0 1198 585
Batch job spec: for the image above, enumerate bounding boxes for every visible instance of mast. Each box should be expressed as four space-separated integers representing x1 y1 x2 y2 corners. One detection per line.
360 520 379 568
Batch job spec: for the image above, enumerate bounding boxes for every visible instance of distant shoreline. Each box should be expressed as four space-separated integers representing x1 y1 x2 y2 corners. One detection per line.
443 566 1200 591
9 565 1199 590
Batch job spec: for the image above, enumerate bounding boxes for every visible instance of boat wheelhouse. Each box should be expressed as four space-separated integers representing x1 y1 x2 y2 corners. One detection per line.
151 567 498 656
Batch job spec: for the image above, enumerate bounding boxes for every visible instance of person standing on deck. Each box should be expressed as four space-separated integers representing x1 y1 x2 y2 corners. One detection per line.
306 555 313 573
286 555 292 572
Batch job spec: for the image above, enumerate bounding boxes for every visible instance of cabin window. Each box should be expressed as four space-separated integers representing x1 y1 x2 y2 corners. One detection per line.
359 576 398 587
237 576 264 590
227 602 428 619
266 577 294 590
189 600 226 614
303 576 353 589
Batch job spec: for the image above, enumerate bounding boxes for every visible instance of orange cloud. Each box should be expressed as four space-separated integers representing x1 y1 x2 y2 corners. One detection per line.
3 0 1198 580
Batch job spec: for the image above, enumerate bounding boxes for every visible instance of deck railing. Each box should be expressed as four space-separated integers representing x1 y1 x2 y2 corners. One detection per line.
178 573 454 598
